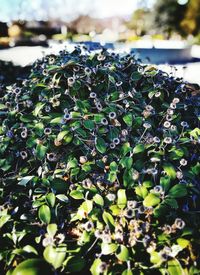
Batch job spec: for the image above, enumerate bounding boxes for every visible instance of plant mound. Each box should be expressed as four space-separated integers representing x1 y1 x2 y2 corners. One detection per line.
0 47 200 275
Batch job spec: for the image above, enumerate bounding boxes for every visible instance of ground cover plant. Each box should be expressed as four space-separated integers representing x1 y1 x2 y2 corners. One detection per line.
0 46 200 275
0 60 30 86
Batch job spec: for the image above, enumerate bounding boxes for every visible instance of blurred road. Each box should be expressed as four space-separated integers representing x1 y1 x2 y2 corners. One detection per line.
0 44 199 85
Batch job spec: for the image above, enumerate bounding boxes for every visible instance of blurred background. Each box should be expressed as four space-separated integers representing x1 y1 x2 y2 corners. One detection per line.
0 0 200 84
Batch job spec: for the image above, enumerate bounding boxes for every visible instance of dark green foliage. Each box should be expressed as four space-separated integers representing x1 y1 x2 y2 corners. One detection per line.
0 47 200 274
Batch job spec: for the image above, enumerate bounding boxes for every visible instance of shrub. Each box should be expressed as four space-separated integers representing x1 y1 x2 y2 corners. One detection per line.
0 46 200 274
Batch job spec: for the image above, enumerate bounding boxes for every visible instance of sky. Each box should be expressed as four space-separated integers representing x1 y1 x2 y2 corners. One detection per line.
0 0 155 22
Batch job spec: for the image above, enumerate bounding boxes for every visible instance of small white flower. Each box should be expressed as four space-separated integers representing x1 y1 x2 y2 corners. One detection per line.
172 98 180 104
97 54 106 61
121 129 128 136
64 108 69 114
180 121 189 128
150 157 160 163
124 208 135 218
170 125 177 131
67 77 75 87
42 236 54 247
163 121 171 128
176 171 183 179
170 103 176 109
167 109 174 115
180 158 187 166
109 112 116 119
166 115 173 121
155 92 161 97
174 218 185 229
164 137 172 144
84 221 94 232
21 131 27 139
127 200 137 208
153 185 163 193
98 262 107 273
44 128 52 135
110 142 115 149
145 105 154 111
79 156 87 164
153 136 160 143
113 137 120 145
143 122 151 129
106 193 116 201
20 151 28 159
101 118 108 125
116 81 122 87
89 92 97 98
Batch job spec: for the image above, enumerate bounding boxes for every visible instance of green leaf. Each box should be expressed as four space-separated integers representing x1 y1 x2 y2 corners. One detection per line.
65 256 86 272
189 128 200 140
102 211 115 228
0 103 7 110
143 193 160 207
120 142 132 156
96 137 106 154
51 178 67 193
150 251 162 264
80 200 93 214
38 205 51 224
122 269 133 275
164 198 178 209
56 194 69 203
133 144 145 154
176 238 189 249
33 102 45 116
0 215 11 228
123 168 135 187
90 259 102 275
20 114 35 122
132 116 143 128
167 259 185 275
135 185 148 199
34 122 44 136
169 148 184 160
36 144 47 160
50 116 62 124
67 158 78 169
131 71 142 81
83 119 95 130
43 245 66 269
22 245 38 255
163 163 176 179
70 190 84 200
117 189 127 209
26 137 37 148
123 113 133 127
46 193 56 207
110 161 118 171
63 132 73 144
116 245 129 262
93 194 104 206
101 243 118 255
108 171 117 183
160 176 171 192
153 203 168 217
71 167 80 177
120 157 133 169
18 176 34 186
57 130 69 141
47 224 57 237
168 184 187 198
12 259 52 275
